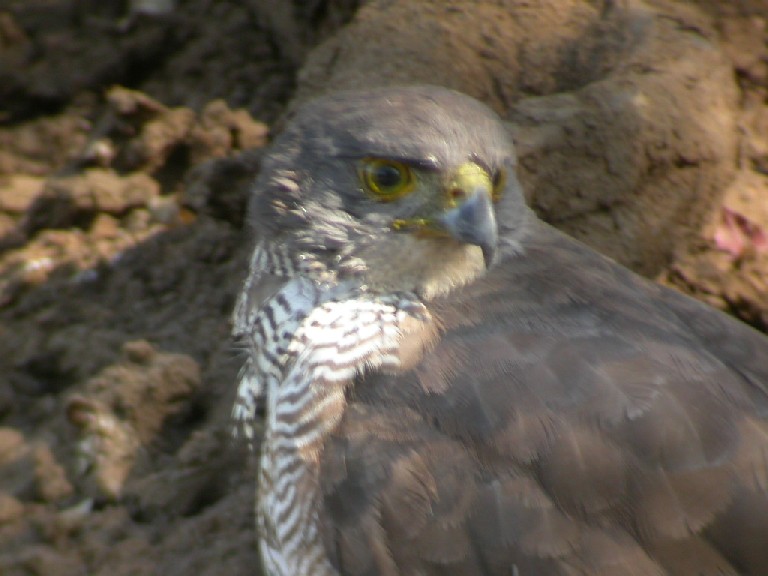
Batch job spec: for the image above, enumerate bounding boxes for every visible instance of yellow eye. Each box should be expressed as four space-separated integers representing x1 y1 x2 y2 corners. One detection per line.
492 168 507 202
360 159 414 201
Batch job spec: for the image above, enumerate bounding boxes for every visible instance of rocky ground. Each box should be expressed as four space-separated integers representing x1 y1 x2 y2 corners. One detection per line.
0 1 766 574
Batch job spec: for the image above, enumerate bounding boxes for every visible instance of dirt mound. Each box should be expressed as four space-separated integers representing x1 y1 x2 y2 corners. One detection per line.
0 1 766 574
296 0 739 275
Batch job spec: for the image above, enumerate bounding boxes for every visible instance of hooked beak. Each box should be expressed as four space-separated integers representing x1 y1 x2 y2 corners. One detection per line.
437 190 498 267
391 161 500 268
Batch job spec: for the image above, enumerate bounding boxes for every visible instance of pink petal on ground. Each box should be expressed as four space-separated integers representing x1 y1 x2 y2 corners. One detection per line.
714 208 746 258
714 207 768 258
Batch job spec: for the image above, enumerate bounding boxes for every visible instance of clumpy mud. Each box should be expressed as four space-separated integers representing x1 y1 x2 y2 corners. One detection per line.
0 1 766 574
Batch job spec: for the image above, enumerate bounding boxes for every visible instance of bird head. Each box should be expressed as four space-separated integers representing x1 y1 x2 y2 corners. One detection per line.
248 85 531 298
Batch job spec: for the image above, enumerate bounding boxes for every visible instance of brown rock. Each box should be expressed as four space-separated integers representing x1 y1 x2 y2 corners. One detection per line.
0 175 45 213
0 212 17 240
125 107 196 172
23 170 160 234
0 428 34 498
188 100 269 163
121 339 156 365
106 86 168 118
0 492 24 524
66 396 139 501
228 109 269 150
0 11 28 48
13 545 84 576
89 213 120 240
0 428 26 466
65 342 202 500
32 444 73 503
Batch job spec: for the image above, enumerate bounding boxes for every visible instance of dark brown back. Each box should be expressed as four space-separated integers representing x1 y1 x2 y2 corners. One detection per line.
320 220 768 575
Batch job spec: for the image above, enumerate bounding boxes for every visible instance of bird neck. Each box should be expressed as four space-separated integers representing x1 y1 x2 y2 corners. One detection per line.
241 276 428 575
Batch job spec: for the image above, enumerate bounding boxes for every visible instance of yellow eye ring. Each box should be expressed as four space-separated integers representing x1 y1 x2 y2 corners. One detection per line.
360 158 414 201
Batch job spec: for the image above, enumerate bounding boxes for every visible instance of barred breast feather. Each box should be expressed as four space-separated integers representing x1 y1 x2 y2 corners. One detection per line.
234 266 429 576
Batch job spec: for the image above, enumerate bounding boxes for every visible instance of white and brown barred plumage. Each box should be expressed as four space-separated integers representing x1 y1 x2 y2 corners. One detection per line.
233 86 768 575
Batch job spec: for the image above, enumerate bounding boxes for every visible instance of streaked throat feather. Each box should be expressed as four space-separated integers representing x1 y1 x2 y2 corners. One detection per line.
233 261 429 576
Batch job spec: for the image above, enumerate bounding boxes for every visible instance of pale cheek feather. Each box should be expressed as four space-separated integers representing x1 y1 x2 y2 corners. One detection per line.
358 234 486 298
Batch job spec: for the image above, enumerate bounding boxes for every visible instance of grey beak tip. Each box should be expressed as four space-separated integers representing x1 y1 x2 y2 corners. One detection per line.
440 191 499 268
482 243 497 268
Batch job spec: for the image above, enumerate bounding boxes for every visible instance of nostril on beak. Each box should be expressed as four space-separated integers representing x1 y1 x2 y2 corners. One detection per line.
449 188 467 203
438 190 498 268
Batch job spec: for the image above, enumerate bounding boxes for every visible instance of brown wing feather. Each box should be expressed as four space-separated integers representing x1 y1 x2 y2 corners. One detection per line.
320 221 768 575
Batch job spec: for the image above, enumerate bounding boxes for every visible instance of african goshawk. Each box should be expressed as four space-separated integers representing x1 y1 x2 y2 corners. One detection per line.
232 85 768 575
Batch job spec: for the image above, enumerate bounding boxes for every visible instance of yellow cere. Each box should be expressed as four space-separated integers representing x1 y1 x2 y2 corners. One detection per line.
445 162 494 207
360 158 415 201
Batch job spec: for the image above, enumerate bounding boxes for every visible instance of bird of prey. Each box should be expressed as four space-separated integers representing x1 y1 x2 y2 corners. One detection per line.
232 85 768 576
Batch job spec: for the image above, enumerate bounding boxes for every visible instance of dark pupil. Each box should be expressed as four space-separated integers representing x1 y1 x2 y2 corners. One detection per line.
374 164 402 189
